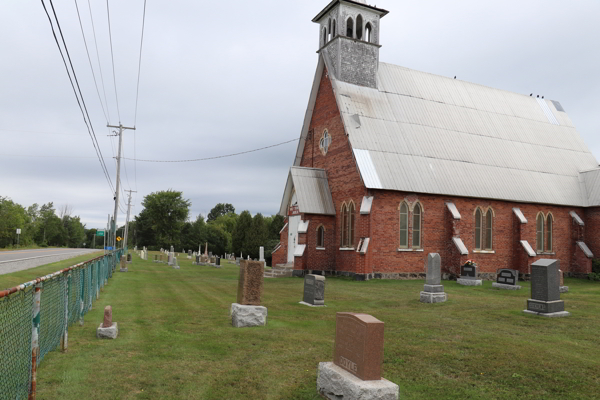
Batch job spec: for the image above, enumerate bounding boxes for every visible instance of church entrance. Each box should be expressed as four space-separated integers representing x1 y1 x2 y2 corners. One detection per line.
287 215 300 263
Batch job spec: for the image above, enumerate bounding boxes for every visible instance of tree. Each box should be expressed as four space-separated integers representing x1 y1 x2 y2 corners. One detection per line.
207 203 235 222
244 213 269 259
268 214 285 240
137 190 191 249
232 210 252 256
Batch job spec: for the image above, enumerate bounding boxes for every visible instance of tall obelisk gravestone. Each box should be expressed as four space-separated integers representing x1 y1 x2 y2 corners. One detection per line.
420 253 447 303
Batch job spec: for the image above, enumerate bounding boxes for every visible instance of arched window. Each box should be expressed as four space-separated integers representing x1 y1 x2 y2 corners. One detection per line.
485 209 493 250
536 213 544 252
317 225 325 248
365 22 372 43
546 214 553 252
356 15 363 40
332 19 337 38
348 201 355 248
323 27 327 46
346 17 354 38
475 208 482 250
412 202 422 248
399 202 408 248
328 18 332 42
341 203 348 247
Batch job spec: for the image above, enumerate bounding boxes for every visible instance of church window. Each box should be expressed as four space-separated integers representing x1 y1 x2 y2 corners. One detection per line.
341 201 355 248
474 207 494 251
317 225 325 248
365 22 372 42
328 18 332 42
346 17 354 38
319 130 331 155
356 15 363 40
412 202 422 248
399 202 408 248
332 19 337 38
323 27 327 46
536 212 553 252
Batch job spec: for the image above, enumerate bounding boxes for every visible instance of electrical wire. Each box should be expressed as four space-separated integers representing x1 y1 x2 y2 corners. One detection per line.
74 0 109 123
122 138 299 163
86 0 112 123
106 0 121 122
41 0 114 195
134 0 147 127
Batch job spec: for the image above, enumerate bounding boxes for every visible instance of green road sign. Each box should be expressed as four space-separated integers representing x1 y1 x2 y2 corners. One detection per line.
96 230 105 237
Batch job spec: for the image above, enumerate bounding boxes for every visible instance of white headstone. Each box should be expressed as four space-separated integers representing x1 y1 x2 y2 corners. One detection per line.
259 247 265 262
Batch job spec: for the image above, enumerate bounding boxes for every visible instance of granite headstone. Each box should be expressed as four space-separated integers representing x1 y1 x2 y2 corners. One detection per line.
524 259 569 317
302 274 325 306
236 260 264 306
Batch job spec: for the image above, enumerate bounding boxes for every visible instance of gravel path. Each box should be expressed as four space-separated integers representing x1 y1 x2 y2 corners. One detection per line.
0 249 100 276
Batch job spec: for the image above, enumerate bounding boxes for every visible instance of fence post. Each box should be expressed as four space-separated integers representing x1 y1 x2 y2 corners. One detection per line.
61 271 71 352
29 284 42 400
96 261 100 299
79 268 85 326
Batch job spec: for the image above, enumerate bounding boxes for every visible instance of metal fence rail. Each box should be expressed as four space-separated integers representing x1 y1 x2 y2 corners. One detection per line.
0 249 123 400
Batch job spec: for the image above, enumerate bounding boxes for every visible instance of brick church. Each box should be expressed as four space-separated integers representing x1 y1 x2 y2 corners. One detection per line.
271 0 600 280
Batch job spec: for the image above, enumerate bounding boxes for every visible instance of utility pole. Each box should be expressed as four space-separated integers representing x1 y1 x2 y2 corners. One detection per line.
107 123 136 249
123 190 136 250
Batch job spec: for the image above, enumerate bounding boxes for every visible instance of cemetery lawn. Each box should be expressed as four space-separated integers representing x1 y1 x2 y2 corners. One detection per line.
10 253 600 399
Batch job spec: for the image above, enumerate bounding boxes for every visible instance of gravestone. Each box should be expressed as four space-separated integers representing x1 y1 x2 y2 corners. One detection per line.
317 313 398 399
168 252 174 266
301 274 326 306
97 305 118 339
457 263 482 286
119 255 127 272
492 269 521 290
173 257 180 270
559 269 569 293
195 255 200 265
259 246 265 262
523 259 569 317
215 256 221 268
231 260 267 328
126 253 132 264
420 253 447 303
209 251 213 258
154 255 158 263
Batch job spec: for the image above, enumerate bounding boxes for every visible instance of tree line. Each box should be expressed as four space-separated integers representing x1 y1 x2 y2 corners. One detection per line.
127 190 285 263
0 197 87 248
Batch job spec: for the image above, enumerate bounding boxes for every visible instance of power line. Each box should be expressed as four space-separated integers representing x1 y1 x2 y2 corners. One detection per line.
122 138 299 163
87 0 111 123
40 0 114 195
106 0 121 122
134 0 147 126
73 0 109 123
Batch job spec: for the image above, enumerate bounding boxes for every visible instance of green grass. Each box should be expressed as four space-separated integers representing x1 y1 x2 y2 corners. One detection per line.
5 253 600 399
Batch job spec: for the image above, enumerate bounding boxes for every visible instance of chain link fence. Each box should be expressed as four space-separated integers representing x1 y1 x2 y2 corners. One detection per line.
0 249 123 400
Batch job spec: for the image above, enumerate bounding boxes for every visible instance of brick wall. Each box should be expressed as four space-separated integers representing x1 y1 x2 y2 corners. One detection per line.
585 207 600 259
272 219 288 266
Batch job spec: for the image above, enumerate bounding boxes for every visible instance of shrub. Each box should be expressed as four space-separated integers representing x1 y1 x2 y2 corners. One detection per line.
588 272 600 281
592 259 600 274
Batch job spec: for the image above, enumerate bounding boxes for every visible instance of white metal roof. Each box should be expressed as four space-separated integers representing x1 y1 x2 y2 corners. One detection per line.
279 167 336 216
581 168 600 207
331 62 599 207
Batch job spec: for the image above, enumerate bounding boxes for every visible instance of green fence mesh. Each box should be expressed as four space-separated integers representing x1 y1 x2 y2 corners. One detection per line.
0 288 33 400
39 275 66 366
0 250 123 399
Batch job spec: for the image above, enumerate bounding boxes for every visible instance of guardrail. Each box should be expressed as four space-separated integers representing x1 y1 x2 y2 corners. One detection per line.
0 249 124 400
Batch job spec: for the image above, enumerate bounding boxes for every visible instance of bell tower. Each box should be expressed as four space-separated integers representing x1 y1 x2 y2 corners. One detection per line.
313 0 388 89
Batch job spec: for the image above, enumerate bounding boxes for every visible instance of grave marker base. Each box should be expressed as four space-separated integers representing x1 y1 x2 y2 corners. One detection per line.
97 322 119 339
317 362 399 400
299 301 326 307
492 283 521 290
526 299 565 314
230 303 267 328
119 268 128 273
420 291 447 303
523 310 571 318
559 286 569 293
457 278 482 286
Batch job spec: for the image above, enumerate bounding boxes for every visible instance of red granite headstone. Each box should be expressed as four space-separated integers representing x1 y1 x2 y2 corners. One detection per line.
103 306 113 328
333 312 384 381
236 260 264 306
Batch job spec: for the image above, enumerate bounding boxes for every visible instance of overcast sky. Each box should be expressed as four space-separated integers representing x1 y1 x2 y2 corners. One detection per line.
1 0 598 230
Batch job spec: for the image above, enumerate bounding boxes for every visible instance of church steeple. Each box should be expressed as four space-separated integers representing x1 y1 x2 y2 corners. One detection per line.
313 0 388 89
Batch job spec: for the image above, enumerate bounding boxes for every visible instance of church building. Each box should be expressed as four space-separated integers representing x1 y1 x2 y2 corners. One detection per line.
272 0 600 280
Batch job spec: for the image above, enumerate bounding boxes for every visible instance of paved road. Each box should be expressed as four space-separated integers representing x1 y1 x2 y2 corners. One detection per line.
0 248 101 277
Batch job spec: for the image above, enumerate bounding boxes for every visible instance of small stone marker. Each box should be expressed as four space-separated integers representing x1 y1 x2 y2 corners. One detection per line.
215 256 221 267
127 253 132 264
457 262 481 286
97 306 118 339
231 260 267 328
523 259 570 317
420 253 447 303
492 269 521 290
317 313 398 399
119 255 127 272
195 255 200 265
173 257 180 269
559 269 569 293
259 246 265 262
154 255 158 263
301 274 326 306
